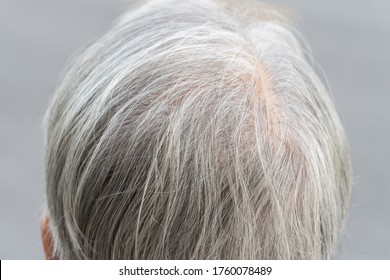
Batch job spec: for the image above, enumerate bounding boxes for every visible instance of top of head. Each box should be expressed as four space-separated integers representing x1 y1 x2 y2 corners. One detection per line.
44 0 351 259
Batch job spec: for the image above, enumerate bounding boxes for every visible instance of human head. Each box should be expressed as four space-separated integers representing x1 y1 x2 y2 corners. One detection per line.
43 0 351 259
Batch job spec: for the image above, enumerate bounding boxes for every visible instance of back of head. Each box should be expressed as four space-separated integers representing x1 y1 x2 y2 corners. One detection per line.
44 0 351 259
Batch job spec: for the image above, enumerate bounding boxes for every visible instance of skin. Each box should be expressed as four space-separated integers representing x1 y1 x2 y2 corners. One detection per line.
41 216 57 260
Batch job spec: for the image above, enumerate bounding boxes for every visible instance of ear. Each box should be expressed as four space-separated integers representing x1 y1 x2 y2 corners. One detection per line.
41 215 57 260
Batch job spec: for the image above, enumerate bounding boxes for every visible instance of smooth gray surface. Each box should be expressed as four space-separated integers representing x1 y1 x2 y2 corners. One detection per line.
0 0 389 259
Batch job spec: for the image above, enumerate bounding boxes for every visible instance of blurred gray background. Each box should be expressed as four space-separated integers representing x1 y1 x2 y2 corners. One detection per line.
0 0 389 259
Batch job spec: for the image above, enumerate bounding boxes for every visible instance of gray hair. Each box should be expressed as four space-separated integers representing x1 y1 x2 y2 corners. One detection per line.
44 0 351 259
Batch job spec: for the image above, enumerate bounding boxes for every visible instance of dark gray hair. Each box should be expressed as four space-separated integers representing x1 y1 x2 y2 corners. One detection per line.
44 0 351 259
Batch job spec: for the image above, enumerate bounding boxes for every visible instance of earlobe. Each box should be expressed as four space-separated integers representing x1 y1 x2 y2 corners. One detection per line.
41 215 57 260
